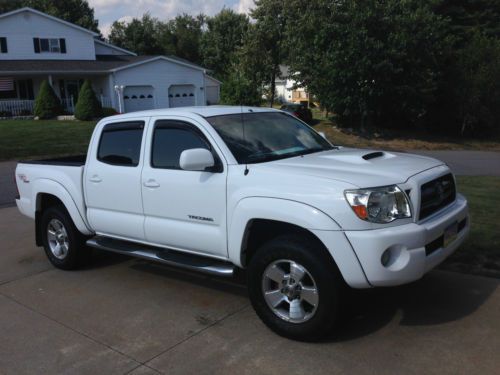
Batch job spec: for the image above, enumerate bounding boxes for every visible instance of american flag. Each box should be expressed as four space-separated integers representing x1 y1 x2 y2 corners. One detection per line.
0 77 14 91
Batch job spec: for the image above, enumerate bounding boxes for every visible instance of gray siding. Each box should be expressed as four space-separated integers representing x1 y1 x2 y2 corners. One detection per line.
0 10 95 60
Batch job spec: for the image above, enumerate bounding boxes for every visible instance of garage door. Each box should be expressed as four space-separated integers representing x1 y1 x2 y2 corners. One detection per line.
123 86 154 113
169 85 195 108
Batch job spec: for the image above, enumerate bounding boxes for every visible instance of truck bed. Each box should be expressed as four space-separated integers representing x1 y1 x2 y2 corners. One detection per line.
15 156 87 224
20 154 87 166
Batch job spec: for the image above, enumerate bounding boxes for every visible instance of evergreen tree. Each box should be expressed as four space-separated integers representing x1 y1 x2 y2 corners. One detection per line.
74 80 101 120
34 80 62 119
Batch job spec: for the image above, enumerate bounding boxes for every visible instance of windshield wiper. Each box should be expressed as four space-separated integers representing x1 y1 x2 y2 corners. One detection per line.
245 147 331 164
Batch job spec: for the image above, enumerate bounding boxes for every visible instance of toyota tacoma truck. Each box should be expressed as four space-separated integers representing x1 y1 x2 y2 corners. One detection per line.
15 106 469 341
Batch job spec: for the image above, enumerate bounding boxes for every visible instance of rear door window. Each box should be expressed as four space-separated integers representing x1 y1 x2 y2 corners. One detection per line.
97 121 145 166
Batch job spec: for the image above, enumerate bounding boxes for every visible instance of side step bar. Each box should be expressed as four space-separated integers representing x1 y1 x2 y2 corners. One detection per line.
86 236 235 277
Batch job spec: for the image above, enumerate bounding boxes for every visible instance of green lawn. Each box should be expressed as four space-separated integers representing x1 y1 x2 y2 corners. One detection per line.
441 176 500 277
0 120 97 161
310 108 500 151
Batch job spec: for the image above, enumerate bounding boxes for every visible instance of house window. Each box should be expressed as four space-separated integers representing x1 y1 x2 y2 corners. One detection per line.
0 37 7 53
33 38 66 53
0 78 33 100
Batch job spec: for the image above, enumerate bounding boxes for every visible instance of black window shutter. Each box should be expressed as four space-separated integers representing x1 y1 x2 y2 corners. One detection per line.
0 38 7 53
33 38 40 53
59 38 66 53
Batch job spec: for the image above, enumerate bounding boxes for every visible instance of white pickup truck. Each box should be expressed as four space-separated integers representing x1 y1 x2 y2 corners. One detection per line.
15 106 469 340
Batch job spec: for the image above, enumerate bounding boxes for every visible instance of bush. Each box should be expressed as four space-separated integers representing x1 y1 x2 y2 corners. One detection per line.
74 79 102 120
0 110 12 117
34 80 62 119
100 107 118 117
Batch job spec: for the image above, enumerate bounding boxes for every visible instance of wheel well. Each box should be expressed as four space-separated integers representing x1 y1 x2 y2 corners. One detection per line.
241 219 333 268
37 193 64 213
35 193 64 246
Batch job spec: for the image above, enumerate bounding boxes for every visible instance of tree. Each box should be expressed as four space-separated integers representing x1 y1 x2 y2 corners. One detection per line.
434 0 500 42
74 79 101 120
108 14 165 55
220 70 262 106
284 0 452 130
166 14 205 64
247 0 289 107
201 9 250 79
0 0 100 34
430 32 500 136
34 80 62 119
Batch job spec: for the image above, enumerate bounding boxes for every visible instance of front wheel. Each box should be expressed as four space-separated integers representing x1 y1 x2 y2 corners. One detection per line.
40 205 90 270
247 235 343 341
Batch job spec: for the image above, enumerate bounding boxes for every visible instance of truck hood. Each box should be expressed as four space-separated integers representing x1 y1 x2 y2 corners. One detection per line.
262 147 445 188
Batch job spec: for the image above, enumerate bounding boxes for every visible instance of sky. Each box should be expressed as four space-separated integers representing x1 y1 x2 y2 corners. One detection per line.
88 0 255 37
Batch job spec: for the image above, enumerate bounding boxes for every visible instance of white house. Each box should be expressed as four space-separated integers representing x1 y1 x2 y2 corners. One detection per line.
275 65 309 104
0 7 220 115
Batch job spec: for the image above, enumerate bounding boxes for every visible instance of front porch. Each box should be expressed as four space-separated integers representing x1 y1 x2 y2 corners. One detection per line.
0 75 113 117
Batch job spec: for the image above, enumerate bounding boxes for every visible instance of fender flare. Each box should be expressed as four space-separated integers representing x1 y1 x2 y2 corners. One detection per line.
227 197 341 266
32 179 93 236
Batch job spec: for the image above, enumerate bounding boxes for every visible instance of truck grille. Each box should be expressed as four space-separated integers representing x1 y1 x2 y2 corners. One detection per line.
419 173 456 220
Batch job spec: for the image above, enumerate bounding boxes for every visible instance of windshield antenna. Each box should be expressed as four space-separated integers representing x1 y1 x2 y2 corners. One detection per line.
239 72 249 176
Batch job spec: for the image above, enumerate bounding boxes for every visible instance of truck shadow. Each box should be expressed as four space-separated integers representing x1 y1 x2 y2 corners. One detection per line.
100 254 497 341
331 270 498 342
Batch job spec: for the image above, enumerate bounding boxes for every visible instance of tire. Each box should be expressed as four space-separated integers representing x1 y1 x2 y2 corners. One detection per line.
247 234 343 341
40 205 90 270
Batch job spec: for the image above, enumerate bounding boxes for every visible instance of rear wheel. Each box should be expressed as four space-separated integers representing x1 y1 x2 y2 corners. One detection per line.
41 205 90 270
247 234 343 341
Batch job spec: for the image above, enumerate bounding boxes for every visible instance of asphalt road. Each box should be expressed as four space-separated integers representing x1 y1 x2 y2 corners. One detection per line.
0 206 499 374
1 150 499 208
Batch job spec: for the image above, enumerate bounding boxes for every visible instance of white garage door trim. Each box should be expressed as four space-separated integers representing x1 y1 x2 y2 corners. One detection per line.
123 85 155 113
168 84 196 108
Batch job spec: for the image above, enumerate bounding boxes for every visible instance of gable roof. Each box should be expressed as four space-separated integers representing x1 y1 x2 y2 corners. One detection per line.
111 55 206 73
0 7 99 36
94 39 137 56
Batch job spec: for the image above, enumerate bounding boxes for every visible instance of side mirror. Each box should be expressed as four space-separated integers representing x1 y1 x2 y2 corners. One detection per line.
318 131 327 139
180 148 215 171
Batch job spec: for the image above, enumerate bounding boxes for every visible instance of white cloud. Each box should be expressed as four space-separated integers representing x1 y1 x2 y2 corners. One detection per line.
234 0 255 14
100 15 134 37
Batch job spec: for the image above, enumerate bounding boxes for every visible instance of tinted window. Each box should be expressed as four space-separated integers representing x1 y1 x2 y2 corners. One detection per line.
98 121 144 166
152 121 209 169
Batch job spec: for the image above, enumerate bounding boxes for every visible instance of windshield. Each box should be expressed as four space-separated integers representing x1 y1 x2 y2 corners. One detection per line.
206 112 333 164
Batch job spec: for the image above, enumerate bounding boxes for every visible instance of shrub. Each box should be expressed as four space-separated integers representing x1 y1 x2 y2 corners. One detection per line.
34 80 62 119
100 107 118 117
74 79 102 120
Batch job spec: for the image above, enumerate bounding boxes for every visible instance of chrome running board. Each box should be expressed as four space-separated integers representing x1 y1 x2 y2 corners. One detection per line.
86 236 235 277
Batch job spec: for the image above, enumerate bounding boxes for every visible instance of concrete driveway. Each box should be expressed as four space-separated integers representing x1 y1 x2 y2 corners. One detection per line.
1 206 499 374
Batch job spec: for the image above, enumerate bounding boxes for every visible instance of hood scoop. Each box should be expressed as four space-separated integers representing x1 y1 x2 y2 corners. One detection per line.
362 151 385 160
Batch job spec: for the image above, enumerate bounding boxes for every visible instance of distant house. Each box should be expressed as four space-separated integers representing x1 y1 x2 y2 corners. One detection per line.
0 7 220 116
275 65 310 104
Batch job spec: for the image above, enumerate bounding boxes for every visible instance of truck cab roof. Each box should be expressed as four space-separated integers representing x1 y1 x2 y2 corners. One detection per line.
106 105 280 121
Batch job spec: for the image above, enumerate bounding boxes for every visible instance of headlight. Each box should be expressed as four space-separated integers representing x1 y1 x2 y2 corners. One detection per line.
344 185 411 223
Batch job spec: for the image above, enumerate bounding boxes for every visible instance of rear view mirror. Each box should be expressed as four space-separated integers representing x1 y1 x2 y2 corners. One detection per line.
180 148 215 171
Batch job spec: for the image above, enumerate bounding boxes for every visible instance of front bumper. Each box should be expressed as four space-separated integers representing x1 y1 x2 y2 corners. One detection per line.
344 194 469 287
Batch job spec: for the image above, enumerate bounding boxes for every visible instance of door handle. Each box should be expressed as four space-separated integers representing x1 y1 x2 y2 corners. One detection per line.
89 175 102 183
143 179 160 188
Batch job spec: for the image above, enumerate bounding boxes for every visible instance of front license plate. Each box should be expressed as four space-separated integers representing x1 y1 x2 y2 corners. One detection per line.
443 222 458 248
